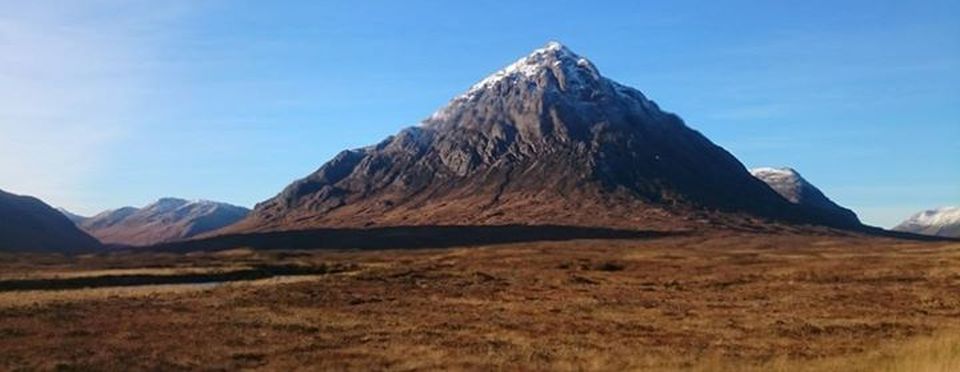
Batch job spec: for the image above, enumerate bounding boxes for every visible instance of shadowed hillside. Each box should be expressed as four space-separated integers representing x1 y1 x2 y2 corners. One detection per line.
153 225 683 252
0 189 101 253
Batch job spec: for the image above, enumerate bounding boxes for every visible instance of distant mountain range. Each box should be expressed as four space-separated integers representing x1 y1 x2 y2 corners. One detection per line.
0 189 101 252
750 167 860 226
893 207 960 238
222 42 862 235
63 198 249 246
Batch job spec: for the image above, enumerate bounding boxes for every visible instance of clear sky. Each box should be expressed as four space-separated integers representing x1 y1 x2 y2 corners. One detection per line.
1 0 957 228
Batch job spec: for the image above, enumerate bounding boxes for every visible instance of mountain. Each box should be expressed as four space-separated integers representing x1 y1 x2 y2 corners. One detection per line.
81 198 250 246
749 167 860 226
893 207 960 238
224 42 861 234
0 189 102 252
57 207 90 224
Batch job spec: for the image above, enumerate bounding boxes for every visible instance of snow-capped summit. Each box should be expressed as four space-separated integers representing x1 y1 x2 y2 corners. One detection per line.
749 167 806 204
463 41 599 95
750 167 860 225
142 197 191 215
427 41 659 126
893 206 960 238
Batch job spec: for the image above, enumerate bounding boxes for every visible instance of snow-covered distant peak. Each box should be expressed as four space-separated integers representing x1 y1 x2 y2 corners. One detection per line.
186 199 227 207
900 206 960 228
893 206 960 238
750 167 800 178
180 199 251 214
143 198 237 210
750 167 807 202
750 166 860 225
142 197 189 213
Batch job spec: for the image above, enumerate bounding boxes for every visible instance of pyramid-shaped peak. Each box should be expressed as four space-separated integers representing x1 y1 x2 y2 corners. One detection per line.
227 43 866 236
425 40 657 128
444 41 603 104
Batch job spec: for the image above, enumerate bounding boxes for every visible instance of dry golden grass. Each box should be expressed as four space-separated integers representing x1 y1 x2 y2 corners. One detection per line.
0 232 957 370
0 275 330 308
711 332 960 372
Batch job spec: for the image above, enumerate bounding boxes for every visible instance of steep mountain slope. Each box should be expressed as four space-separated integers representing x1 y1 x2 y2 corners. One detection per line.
0 189 102 252
82 198 249 246
750 167 860 226
893 207 960 238
226 42 861 234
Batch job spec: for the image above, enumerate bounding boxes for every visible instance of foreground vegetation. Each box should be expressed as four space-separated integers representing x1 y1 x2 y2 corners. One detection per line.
0 232 957 370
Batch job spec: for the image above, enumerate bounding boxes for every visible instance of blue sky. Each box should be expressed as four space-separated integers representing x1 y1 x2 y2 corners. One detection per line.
1 0 957 227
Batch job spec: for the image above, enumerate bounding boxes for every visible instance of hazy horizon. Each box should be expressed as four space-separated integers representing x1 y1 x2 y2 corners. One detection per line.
1 0 957 228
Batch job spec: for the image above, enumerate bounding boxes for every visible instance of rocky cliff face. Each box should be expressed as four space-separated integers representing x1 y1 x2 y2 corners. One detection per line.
226 42 862 233
0 189 102 252
750 167 860 226
81 198 249 246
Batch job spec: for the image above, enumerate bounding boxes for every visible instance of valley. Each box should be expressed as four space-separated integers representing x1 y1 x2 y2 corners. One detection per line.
0 22 955 370
0 231 957 371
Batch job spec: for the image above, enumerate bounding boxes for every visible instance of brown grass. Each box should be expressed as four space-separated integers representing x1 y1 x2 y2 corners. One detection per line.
0 232 957 370
719 332 960 372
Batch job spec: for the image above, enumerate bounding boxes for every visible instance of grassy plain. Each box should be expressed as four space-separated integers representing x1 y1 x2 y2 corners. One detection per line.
0 231 957 370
